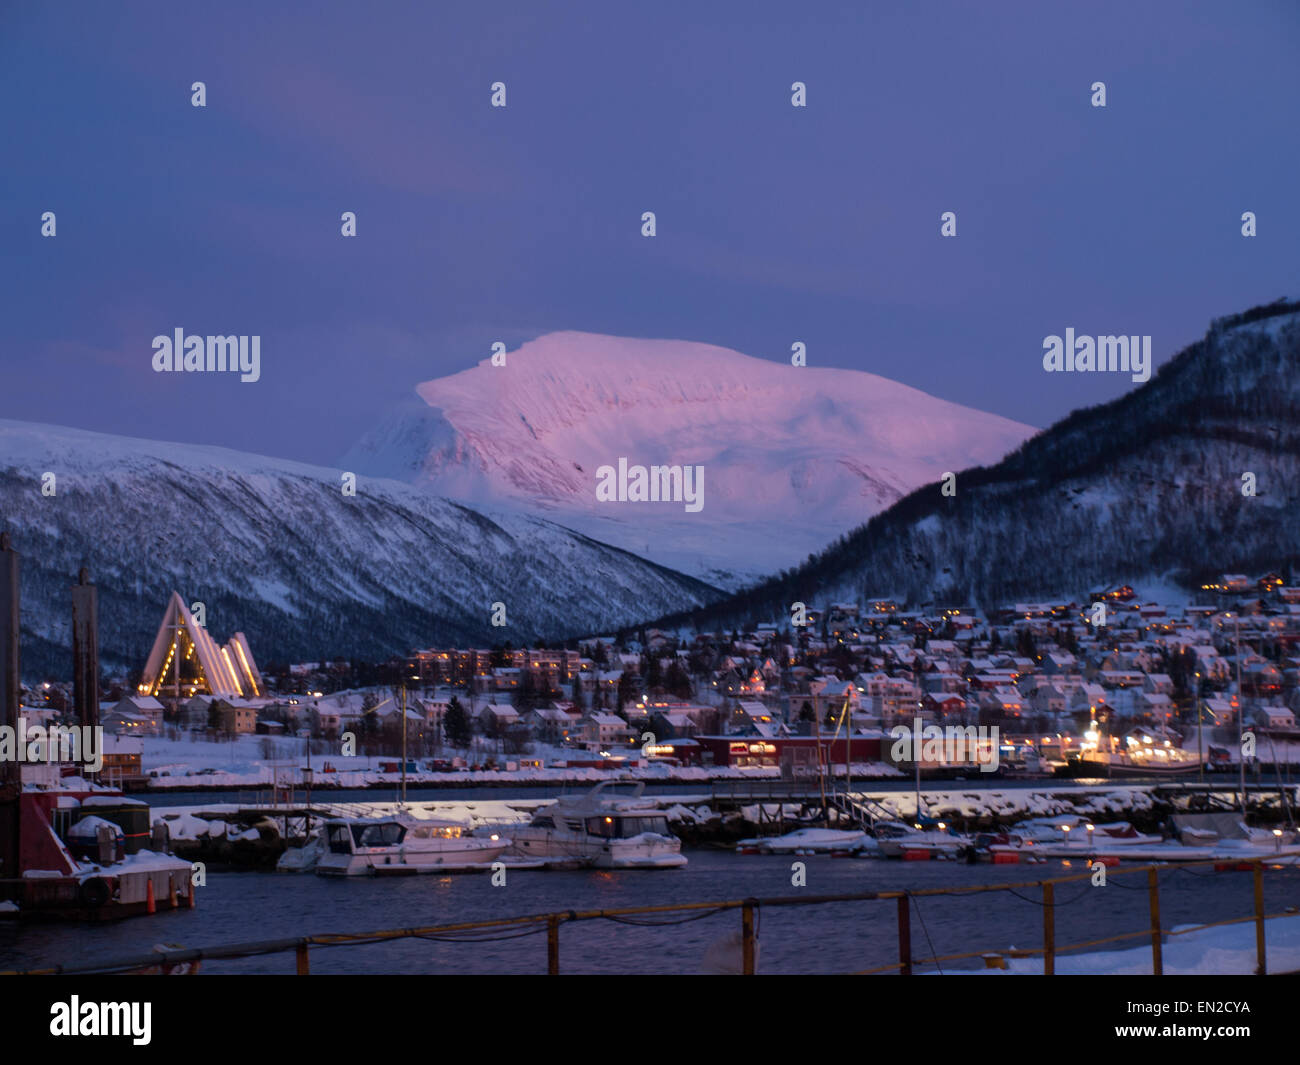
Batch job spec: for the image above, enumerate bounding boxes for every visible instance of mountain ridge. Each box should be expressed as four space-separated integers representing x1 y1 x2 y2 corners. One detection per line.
0 419 723 679
640 299 1300 630
341 330 1039 586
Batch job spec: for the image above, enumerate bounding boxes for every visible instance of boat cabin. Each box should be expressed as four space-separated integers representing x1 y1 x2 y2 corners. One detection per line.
326 818 464 853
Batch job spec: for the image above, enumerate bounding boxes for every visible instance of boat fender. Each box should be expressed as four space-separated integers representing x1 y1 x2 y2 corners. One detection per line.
80 876 112 909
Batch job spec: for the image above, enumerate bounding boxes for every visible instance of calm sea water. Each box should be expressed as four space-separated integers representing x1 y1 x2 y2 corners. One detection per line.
4 852 1297 975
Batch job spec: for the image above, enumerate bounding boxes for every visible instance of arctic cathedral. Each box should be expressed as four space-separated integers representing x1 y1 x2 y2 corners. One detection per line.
137 592 264 701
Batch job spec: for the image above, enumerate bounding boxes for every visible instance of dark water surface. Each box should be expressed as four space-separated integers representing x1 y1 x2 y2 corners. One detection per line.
4 851 1297 975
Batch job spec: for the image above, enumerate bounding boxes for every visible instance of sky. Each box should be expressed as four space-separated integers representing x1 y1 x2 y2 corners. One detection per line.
1 0 1298 466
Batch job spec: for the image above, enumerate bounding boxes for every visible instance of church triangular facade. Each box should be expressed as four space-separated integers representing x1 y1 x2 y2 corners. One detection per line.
138 592 264 700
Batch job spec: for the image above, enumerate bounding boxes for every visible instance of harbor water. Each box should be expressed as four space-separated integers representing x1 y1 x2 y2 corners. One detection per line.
4 849 1298 975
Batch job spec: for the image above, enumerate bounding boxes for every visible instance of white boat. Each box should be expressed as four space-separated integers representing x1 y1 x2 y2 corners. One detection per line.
736 828 871 855
316 813 510 876
874 820 969 858
1015 815 1162 852
980 815 1300 863
503 782 686 869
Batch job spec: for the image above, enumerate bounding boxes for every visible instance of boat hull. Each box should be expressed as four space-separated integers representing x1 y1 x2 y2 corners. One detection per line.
316 839 509 877
508 829 685 869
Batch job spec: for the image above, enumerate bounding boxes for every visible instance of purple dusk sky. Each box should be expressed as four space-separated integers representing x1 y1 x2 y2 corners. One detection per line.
1 1 1297 465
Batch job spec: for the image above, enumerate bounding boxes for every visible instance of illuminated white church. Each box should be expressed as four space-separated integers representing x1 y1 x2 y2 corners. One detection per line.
138 592 264 700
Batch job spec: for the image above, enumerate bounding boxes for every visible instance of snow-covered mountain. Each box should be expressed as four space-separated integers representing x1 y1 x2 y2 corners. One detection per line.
653 300 1300 629
340 332 1038 588
0 420 721 677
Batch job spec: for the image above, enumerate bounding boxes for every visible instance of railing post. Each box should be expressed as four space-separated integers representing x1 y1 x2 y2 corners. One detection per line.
1042 882 1054 975
1148 867 1163 976
547 916 560 975
296 943 309 975
896 895 912 975
742 901 756 974
1254 861 1267 975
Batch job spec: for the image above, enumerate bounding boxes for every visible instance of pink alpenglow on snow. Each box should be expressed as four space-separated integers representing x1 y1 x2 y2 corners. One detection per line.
341 331 1037 582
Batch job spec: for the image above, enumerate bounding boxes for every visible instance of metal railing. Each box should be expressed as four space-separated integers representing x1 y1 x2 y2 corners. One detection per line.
6 857 1295 976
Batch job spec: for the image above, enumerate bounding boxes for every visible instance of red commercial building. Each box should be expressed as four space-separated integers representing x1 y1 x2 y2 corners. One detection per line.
695 734 883 769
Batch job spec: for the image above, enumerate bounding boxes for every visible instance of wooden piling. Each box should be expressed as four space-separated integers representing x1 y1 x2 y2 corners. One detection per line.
897 895 912 975
1042 881 1054 975
742 902 756 974
1148 867 1162 975
1254 861 1267 975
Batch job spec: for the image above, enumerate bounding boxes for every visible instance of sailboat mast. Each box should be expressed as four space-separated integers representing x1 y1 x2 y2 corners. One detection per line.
1236 614 1246 814
845 694 852 812
915 723 921 821
1195 669 1203 785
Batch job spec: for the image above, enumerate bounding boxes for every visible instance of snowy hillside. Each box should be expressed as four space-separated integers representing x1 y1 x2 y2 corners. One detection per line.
340 331 1037 587
0 420 721 677
652 300 1300 626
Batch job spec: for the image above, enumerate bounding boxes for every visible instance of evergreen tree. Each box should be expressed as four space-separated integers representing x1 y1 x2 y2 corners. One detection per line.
666 659 693 700
444 696 471 748
617 670 639 713
643 653 664 692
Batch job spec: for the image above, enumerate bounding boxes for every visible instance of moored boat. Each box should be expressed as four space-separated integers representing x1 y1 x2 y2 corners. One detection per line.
316 812 509 876
874 820 969 859
501 781 686 869
734 827 871 855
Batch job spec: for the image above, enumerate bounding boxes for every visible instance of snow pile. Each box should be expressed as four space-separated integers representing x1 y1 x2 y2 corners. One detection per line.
982 913 1300 975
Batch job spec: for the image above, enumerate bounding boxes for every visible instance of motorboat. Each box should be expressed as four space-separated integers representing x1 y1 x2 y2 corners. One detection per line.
734 828 871 855
502 781 686 869
874 819 969 859
1011 815 1162 853
316 812 510 876
968 816 1160 862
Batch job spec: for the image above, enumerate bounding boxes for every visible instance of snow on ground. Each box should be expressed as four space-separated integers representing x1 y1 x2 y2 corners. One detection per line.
850 784 1163 822
974 913 1300 975
137 734 903 789
151 783 1191 839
